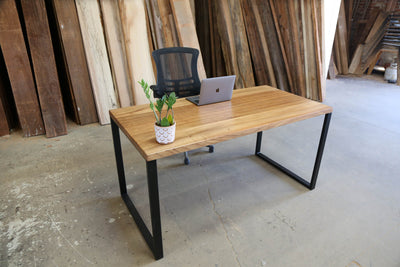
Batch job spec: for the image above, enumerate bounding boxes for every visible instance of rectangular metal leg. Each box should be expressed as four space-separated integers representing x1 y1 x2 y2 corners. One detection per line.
255 113 332 190
111 119 163 260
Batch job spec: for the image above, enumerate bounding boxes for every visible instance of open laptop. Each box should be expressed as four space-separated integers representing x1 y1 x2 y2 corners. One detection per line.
186 75 236 106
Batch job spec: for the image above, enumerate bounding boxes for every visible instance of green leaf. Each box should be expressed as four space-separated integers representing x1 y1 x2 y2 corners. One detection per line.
160 117 170 127
155 97 165 113
166 92 176 108
168 114 173 125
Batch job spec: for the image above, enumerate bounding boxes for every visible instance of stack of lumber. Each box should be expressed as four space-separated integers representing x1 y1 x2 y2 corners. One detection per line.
347 12 389 75
0 0 326 137
197 0 324 101
334 0 399 76
0 0 65 137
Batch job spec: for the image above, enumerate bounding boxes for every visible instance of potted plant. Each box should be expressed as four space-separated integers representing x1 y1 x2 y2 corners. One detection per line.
139 79 177 144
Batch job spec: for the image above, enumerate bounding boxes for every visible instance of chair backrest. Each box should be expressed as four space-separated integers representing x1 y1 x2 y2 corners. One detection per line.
152 47 201 98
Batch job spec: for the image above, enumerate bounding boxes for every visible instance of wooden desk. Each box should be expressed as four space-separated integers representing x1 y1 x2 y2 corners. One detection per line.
110 86 333 260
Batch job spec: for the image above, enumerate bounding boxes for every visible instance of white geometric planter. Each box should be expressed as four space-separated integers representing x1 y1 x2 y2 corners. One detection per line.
154 122 176 144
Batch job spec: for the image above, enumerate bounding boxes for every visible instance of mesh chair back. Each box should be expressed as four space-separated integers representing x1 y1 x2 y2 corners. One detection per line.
152 47 201 98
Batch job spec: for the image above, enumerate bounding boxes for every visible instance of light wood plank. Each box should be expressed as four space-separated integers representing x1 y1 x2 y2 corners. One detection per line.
170 0 207 80
76 0 118 124
21 0 67 137
110 86 332 161
0 0 45 137
157 0 177 47
119 0 156 105
100 0 133 108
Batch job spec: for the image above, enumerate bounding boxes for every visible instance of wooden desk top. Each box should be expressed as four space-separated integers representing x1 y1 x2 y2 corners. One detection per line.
110 86 333 161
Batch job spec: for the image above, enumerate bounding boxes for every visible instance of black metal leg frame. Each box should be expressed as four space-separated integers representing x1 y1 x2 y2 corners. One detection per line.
111 113 331 260
255 113 332 190
111 119 163 260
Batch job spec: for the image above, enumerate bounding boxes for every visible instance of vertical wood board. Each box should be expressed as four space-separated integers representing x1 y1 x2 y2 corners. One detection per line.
100 0 133 108
241 0 276 87
215 0 254 88
76 0 118 125
0 73 9 136
119 0 156 105
170 0 207 80
0 0 45 137
21 0 67 137
52 0 98 125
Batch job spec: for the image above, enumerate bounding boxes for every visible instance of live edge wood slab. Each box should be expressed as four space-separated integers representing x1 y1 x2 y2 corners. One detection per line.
110 86 332 161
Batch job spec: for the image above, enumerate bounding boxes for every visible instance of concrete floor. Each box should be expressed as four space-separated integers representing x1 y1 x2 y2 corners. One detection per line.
1 75 400 266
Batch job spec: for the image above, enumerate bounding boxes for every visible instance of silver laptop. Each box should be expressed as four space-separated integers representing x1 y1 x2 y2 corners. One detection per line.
186 75 236 106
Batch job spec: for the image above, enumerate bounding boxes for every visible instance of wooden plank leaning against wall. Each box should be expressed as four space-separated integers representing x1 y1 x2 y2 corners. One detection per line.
119 0 156 105
170 0 207 80
76 0 118 125
241 0 277 87
215 0 255 89
20 0 67 137
99 0 133 108
51 0 98 125
0 0 45 137
0 71 9 136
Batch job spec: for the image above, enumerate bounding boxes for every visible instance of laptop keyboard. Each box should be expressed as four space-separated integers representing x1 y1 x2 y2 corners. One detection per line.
187 95 199 104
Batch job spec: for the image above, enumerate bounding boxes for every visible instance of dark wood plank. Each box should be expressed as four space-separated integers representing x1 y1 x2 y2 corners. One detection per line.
195 0 211 77
0 70 9 136
210 0 227 77
0 48 19 131
241 0 275 87
0 96 8 136
271 0 301 95
0 0 45 137
51 0 98 125
258 0 290 91
21 0 67 137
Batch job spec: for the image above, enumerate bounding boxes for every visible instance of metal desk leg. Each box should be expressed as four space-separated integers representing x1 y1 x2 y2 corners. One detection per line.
255 113 332 190
111 119 163 260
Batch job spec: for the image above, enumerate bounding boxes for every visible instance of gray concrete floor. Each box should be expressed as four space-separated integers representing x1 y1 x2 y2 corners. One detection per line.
1 75 400 267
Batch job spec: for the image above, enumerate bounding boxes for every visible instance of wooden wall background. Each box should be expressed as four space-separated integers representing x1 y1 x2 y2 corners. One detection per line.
0 0 326 138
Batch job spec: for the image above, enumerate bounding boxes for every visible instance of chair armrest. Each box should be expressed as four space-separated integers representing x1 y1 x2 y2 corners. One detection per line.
150 85 163 98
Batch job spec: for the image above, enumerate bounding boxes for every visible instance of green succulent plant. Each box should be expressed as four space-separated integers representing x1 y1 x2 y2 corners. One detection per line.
139 79 177 127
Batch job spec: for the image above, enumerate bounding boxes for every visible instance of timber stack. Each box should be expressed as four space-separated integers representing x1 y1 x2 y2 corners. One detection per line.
0 0 324 137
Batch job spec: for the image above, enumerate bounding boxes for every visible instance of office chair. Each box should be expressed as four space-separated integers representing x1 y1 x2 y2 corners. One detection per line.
150 47 214 165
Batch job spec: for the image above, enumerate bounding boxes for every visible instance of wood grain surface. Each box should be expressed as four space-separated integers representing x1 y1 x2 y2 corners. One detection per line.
100 0 133 108
0 93 8 136
52 0 98 125
215 0 255 89
76 0 118 125
241 0 276 87
110 86 332 161
0 0 45 137
170 0 207 80
119 0 156 106
21 0 67 137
